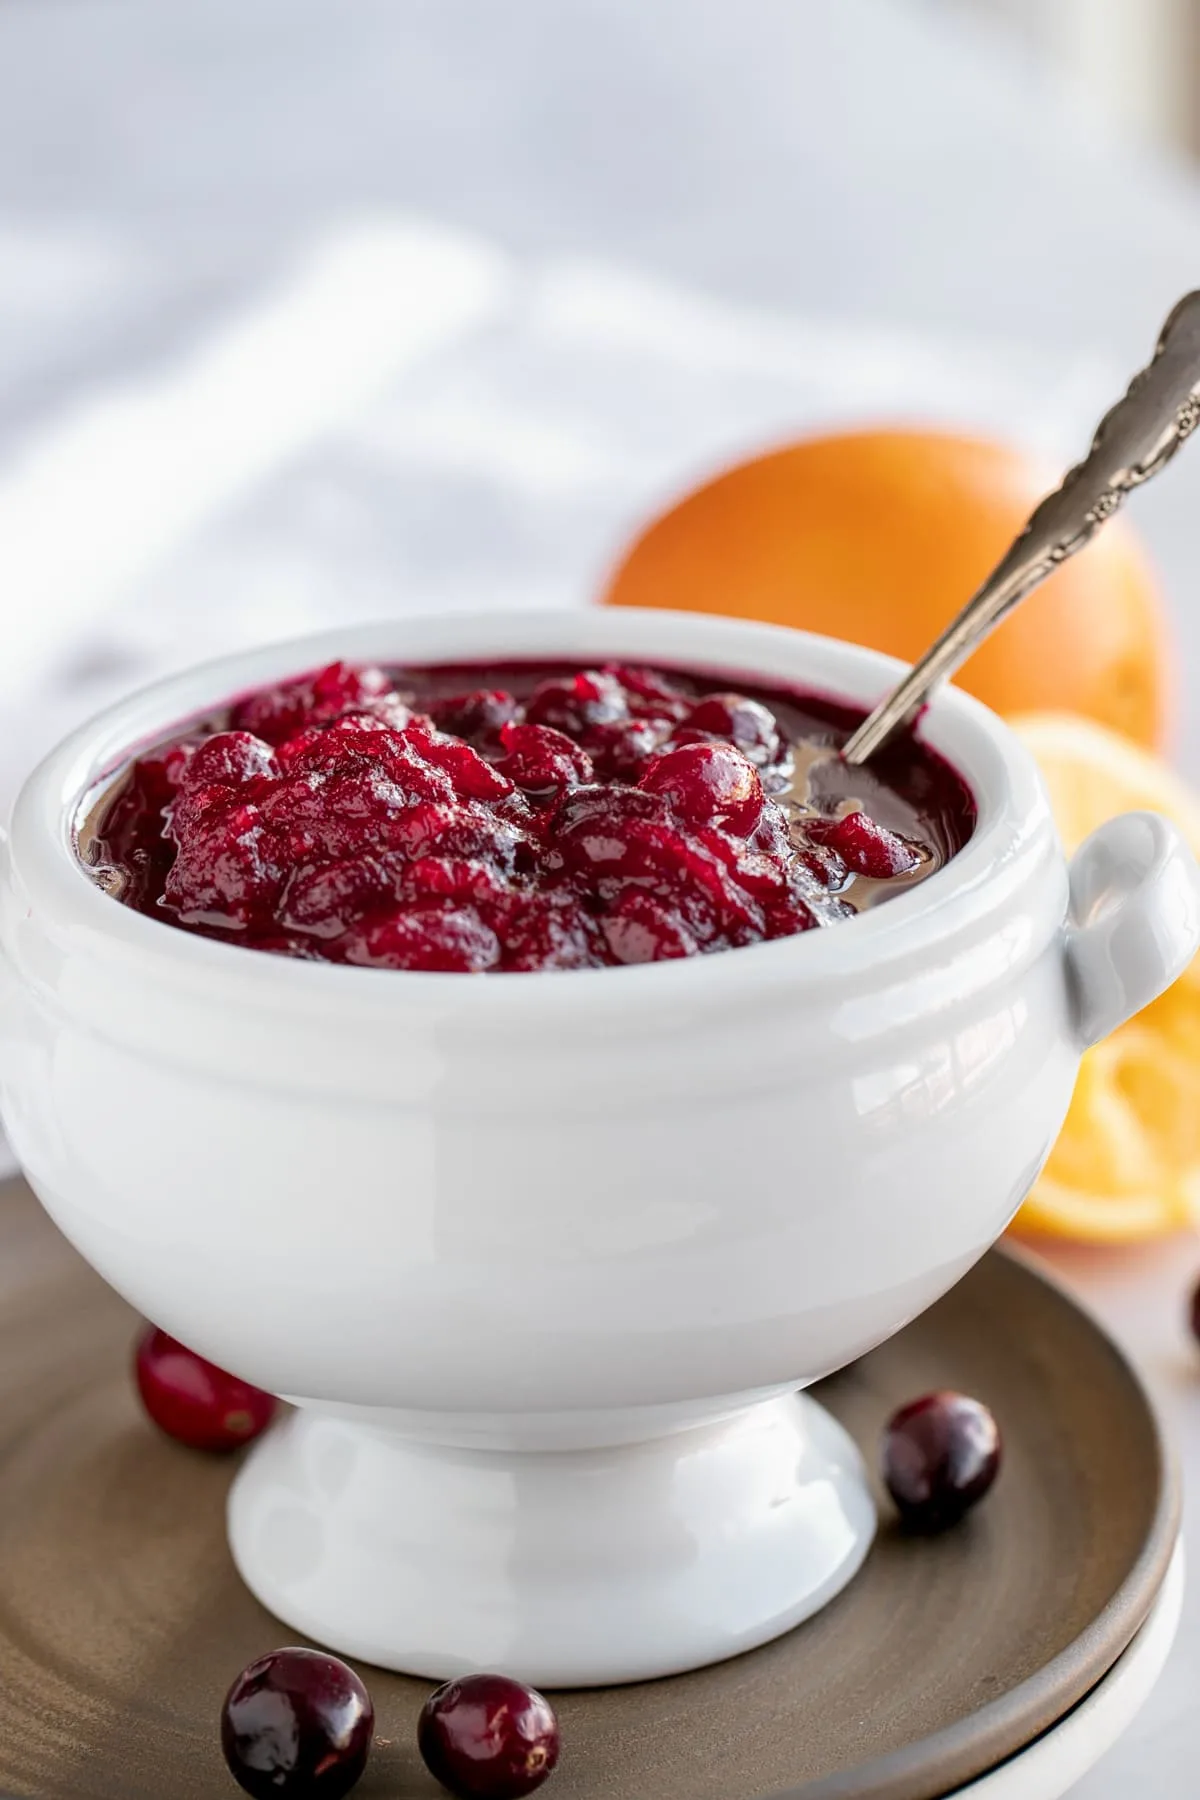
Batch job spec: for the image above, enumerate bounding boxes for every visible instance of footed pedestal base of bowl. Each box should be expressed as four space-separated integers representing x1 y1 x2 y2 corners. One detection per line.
226 1392 876 1687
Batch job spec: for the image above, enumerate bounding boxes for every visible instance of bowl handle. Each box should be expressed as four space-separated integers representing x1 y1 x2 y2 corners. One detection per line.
1065 810 1200 1049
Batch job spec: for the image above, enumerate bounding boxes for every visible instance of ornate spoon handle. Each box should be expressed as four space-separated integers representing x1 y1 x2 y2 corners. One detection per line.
842 291 1200 766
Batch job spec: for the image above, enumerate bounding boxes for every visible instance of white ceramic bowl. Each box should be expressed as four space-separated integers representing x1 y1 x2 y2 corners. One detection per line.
1 609 1197 1687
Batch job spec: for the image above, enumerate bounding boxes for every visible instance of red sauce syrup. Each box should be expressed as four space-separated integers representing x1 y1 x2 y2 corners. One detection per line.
79 659 975 972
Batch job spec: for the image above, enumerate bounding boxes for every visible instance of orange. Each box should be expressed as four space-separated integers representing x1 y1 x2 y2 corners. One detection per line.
602 428 1171 747
1008 713 1200 1242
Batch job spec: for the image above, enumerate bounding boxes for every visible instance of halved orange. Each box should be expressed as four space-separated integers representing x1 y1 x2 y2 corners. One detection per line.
1009 713 1200 1242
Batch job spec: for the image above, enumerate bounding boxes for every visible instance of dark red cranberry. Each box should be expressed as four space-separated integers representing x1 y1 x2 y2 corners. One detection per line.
596 669 686 731
311 660 391 715
1190 1274 1200 1347
584 716 665 781
277 722 363 770
710 841 785 900
602 662 684 707
551 792 763 946
169 779 235 841
404 720 515 801
805 810 920 879
496 722 593 795
382 799 526 871
683 693 781 766
341 906 500 972
639 741 764 836
428 689 519 744
764 891 819 937
179 731 278 790
636 823 765 936
548 783 674 877
602 891 698 963
883 1391 1001 1532
135 1326 276 1452
163 800 284 927
280 853 403 937
230 662 390 745
221 1647 373 1799
289 729 455 806
500 890 602 971
418 1673 560 1799
86 657 973 971
161 743 195 786
363 690 414 730
277 716 390 773
399 856 510 909
524 669 627 737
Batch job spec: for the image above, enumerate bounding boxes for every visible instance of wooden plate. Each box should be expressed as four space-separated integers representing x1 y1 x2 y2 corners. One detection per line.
0 1176 1176 1800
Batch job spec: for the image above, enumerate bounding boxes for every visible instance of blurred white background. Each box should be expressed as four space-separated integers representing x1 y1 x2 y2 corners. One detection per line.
940 0 1199 152
4 0 1200 808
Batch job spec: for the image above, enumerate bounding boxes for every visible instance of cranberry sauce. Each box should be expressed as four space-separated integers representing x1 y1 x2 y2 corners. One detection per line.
79 658 975 972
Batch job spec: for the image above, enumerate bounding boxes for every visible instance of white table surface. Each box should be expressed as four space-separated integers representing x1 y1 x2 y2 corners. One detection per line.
3 1 1200 1791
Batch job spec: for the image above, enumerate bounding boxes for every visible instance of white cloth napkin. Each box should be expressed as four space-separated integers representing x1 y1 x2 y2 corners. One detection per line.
0 207 1120 816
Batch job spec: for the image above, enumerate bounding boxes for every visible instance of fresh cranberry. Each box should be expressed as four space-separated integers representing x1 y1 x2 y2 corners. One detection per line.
496 722 593 795
1190 1274 1200 1348
883 1391 1001 1532
683 693 781 766
221 1647 373 1799
639 741 764 836
135 1326 276 1452
804 810 921 879
418 1673 560 1799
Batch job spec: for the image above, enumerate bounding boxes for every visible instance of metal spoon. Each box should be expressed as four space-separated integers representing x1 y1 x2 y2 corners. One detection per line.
841 291 1200 766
